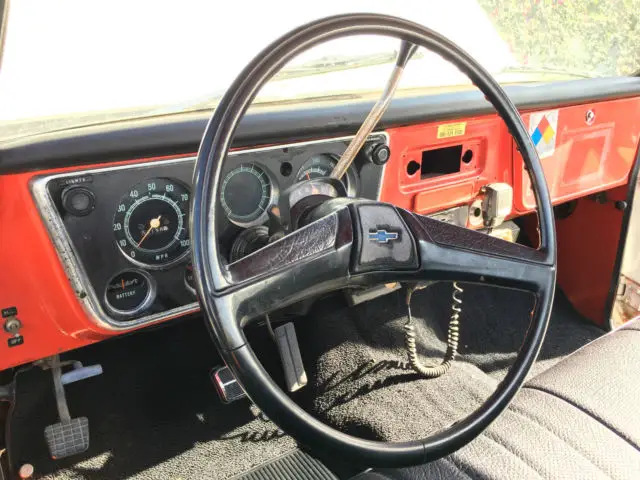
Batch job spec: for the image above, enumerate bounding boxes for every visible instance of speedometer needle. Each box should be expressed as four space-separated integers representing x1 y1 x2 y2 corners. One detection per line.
137 215 162 247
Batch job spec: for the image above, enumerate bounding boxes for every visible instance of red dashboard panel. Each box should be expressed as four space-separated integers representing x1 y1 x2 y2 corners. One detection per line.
381 115 512 217
381 96 640 221
381 96 640 326
513 98 640 213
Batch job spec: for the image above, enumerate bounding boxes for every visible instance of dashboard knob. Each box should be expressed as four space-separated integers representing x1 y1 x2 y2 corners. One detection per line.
61 186 96 216
364 143 391 165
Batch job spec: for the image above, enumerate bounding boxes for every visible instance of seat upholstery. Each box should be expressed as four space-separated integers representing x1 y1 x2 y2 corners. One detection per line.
355 318 640 479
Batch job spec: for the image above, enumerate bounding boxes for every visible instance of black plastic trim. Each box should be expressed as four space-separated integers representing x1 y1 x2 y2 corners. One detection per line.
604 143 640 329
1 77 640 174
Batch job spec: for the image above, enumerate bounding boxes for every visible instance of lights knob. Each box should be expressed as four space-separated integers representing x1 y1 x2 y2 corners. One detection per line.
61 186 96 216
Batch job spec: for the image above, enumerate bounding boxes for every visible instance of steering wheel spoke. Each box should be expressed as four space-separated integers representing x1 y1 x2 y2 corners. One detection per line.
214 208 353 333
400 210 554 293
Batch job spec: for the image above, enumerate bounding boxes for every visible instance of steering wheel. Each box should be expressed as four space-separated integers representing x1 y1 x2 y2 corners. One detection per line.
191 14 556 468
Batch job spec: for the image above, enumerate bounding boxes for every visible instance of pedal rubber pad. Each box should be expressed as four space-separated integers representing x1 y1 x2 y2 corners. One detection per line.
44 417 89 459
274 322 307 392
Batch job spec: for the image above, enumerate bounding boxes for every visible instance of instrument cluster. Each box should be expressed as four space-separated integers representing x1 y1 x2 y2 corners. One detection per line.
33 134 388 329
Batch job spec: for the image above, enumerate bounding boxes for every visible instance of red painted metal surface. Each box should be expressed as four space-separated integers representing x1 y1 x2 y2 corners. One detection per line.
513 98 640 213
555 188 627 325
381 115 512 218
520 189 627 328
381 96 640 325
381 97 640 217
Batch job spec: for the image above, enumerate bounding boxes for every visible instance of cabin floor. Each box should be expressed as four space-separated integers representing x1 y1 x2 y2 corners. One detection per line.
7 283 603 480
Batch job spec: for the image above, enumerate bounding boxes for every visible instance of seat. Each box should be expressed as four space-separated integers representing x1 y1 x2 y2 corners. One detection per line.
355 318 640 479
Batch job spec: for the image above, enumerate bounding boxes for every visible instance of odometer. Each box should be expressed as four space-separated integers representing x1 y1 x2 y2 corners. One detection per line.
113 178 190 268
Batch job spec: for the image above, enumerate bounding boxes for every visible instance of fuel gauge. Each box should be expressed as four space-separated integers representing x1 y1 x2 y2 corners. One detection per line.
104 270 155 317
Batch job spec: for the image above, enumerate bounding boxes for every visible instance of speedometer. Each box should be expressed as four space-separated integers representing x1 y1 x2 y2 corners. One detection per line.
113 178 190 268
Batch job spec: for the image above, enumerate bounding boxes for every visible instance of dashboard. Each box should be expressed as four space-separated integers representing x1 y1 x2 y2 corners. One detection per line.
29 134 388 330
1 77 640 372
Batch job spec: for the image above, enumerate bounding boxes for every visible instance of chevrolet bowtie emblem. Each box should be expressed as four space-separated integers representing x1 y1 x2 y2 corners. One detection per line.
368 229 399 244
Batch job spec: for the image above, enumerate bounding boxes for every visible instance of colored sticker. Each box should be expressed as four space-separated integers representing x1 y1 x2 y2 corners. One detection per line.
529 110 558 159
437 122 466 139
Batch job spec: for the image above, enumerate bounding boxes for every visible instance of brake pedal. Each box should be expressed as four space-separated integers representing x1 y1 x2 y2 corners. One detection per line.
212 366 246 403
44 357 97 459
274 322 307 392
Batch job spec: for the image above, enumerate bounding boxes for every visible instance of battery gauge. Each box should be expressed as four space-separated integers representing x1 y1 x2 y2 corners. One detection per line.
104 270 156 317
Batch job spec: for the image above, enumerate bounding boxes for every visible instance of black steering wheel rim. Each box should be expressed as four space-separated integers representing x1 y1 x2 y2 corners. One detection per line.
191 13 557 468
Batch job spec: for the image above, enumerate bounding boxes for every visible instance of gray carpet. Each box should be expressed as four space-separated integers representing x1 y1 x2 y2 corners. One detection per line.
293 282 604 442
9 283 604 478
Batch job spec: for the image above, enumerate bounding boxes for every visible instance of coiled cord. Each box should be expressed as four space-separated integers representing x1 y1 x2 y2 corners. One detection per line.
404 282 462 378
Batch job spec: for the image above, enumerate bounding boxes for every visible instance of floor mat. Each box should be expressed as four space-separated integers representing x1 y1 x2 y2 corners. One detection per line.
232 450 337 480
8 283 604 478
9 318 296 480
293 282 604 442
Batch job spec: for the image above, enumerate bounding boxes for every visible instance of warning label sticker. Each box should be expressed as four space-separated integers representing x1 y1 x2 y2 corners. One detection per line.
437 122 467 139
529 110 558 159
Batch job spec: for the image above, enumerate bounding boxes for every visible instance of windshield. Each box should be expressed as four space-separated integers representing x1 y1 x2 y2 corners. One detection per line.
1 0 638 141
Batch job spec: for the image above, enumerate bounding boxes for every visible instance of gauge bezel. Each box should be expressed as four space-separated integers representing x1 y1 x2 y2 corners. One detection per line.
103 269 157 318
113 177 191 270
296 154 358 197
220 162 278 228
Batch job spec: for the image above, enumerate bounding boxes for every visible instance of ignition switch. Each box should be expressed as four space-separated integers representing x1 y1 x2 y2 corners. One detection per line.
4 316 22 335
